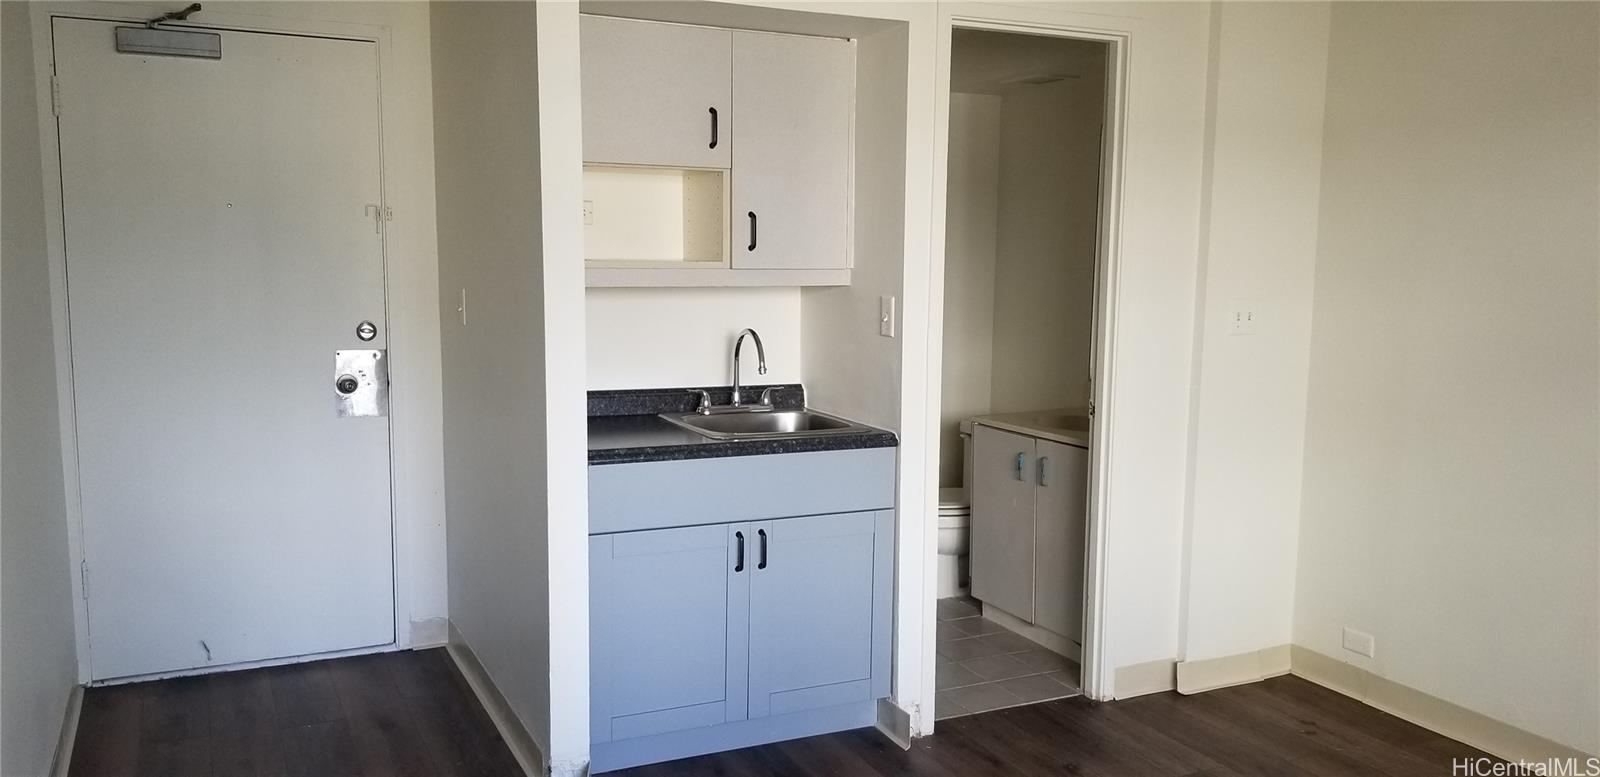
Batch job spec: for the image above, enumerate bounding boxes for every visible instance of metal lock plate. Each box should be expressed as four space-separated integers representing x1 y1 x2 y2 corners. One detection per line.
334 349 388 418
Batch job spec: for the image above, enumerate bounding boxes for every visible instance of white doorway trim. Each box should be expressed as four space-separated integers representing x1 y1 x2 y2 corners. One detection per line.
27 1 447 683
924 3 1140 725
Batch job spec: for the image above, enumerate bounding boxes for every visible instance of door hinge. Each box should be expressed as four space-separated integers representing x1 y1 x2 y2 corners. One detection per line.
80 560 89 600
1088 400 1096 418
384 206 393 222
50 74 61 117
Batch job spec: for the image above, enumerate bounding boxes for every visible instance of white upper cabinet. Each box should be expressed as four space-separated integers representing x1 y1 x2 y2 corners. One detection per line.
732 31 853 271
581 16 732 169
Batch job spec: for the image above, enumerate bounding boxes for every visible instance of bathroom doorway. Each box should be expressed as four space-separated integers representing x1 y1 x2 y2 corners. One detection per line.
934 27 1111 720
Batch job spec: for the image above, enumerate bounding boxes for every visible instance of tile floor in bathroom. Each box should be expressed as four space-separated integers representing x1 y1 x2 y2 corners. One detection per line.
935 597 1081 720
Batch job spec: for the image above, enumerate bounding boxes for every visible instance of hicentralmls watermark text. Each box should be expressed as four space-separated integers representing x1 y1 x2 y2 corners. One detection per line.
1452 757 1600 777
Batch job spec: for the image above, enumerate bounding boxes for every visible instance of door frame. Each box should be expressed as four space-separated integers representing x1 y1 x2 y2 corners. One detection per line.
28 2 441 683
924 3 1137 721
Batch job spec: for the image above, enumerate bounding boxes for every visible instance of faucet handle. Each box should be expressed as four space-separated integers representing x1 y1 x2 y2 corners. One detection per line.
759 386 780 407
687 389 713 415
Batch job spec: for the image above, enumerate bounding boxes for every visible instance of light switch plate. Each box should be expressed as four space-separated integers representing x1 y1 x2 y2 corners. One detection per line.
879 295 896 338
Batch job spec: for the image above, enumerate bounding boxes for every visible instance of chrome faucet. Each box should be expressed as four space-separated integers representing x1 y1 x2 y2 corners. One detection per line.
730 328 767 407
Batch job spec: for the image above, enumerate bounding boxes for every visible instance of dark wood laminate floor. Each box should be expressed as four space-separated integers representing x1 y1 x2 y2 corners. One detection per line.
72 650 1497 777
610 675 1498 777
69 648 525 777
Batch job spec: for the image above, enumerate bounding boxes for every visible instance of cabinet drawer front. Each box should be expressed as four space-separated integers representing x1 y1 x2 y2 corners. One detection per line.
581 16 732 168
590 524 749 743
588 448 896 534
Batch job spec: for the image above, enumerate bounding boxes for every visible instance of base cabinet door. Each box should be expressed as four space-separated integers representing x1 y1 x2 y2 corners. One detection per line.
590 524 750 742
1033 440 1088 642
971 426 1038 620
747 511 891 717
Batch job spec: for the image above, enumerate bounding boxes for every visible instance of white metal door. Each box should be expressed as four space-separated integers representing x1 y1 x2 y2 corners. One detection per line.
53 18 394 680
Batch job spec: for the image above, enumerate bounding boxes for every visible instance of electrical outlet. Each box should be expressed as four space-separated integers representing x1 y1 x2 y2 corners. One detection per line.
1228 303 1258 335
582 200 595 225
879 295 896 338
1342 627 1376 658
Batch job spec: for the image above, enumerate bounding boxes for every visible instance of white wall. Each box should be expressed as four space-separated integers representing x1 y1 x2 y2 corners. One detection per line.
801 22 912 433
989 72 1102 416
586 288 802 389
1295 1 1599 754
1179 1 1329 664
2 2 78 771
431 0 553 763
939 92 1000 487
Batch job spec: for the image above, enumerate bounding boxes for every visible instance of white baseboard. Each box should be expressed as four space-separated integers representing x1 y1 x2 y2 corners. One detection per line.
446 622 546 777
1176 644 1291 694
875 698 913 750
1113 658 1177 698
1289 645 1592 764
979 602 1082 661
49 685 84 777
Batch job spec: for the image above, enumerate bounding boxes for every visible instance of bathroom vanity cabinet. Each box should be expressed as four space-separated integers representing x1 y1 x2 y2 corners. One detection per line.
587 447 894 772
970 423 1088 644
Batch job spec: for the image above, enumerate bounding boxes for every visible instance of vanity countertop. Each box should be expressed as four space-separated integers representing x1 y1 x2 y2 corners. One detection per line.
588 385 898 466
969 408 1091 449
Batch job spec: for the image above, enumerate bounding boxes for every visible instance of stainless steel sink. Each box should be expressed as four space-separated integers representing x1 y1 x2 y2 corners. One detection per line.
660 409 872 440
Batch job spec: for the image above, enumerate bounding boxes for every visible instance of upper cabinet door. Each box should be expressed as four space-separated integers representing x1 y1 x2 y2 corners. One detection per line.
971 425 1038 621
1032 440 1088 643
732 31 853 270
581 16 732 168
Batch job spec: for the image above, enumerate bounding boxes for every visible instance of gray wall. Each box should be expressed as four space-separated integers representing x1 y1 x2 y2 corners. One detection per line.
2 2 80 773
431 1 552 761
1295 1 1599 754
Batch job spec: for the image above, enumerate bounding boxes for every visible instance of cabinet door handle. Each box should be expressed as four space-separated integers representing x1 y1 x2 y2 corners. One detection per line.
709 107 719 149
1015 452 1027 481
735 531 745 573
747 211 758 251
757 529 768 570
1038 456 1050 487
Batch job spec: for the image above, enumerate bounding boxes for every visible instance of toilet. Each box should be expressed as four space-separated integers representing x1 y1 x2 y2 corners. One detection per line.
936 486 972 599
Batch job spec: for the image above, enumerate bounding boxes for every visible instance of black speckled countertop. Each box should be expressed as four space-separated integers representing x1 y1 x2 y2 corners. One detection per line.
588 385 898 466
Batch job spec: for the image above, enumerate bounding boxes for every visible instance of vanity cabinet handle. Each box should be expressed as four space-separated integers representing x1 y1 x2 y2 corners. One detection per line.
709 107 719 149
757 529 768 570
747 212 758 251
735 531 745 573
1038 456 1050 487
1015 452 1027 481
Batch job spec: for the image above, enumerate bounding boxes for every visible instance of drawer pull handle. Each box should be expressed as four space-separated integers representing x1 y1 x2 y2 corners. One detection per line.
1039 456 1050 487
757 529 768 570
709 107 719 149
735 531 745 573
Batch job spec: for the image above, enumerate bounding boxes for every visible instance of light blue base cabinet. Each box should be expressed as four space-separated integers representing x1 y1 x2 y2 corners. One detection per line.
588 448 896 773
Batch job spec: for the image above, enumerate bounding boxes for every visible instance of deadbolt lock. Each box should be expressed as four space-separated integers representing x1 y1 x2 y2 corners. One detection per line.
336 374 360 395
